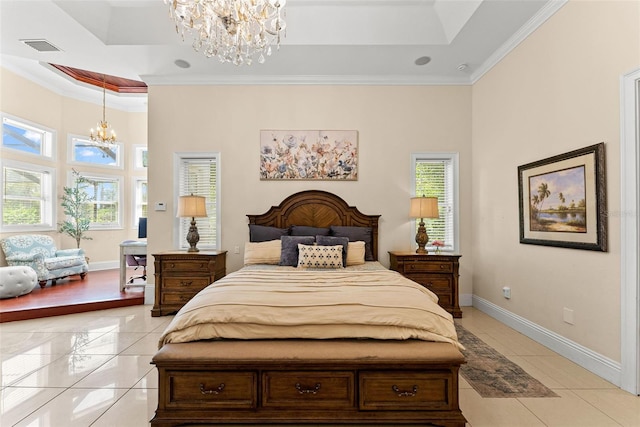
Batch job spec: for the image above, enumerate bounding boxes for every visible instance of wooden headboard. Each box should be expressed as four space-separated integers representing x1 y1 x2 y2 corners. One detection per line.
247 190 381 260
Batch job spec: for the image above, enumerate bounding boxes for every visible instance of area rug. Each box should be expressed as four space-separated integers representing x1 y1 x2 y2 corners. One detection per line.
455 324 558 398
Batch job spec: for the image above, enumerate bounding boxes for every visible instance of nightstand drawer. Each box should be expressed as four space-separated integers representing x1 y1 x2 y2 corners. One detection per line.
162 276 212 290
165 370 256 409
404 261 452 274
161 291 200 305
263 371 354 409
406 275 452 290
163 260 211 272
359 371 455 410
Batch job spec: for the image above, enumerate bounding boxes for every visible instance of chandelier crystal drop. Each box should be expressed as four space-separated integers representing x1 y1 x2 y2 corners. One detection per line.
165 0 286 66
90 75 117 145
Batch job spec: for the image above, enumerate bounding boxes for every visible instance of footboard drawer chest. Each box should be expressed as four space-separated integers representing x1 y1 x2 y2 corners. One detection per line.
151 251 227 317
389 252 462 318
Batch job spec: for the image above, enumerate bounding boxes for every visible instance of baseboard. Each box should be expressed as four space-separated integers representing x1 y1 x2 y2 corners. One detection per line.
88 260 119 271
144 284 154 305
460 293 473 307
472 295 622 387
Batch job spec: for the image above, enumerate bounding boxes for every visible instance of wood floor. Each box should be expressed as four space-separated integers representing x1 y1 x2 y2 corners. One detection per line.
0 268 145 323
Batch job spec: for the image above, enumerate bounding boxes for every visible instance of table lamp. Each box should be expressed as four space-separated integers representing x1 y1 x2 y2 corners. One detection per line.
410 196 439 254
176 194 207 252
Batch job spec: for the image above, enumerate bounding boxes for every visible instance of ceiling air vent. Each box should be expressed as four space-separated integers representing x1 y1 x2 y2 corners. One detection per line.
20 39 62 52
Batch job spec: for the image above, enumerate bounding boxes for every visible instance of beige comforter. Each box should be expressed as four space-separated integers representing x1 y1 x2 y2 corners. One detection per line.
159 264 462 349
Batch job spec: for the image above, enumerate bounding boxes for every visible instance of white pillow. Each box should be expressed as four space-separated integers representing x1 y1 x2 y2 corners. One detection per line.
297 244 343 269
346 241 366 266
244 240 282 265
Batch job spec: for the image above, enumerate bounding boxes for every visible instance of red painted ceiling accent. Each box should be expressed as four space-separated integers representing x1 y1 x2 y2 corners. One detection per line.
50 64 147 94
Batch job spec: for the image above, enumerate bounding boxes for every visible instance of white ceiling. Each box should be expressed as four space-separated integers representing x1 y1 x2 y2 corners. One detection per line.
0 0 565 111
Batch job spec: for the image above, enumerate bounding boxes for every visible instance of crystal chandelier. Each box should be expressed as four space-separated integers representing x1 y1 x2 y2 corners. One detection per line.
90 75 117 144
165 0 286 66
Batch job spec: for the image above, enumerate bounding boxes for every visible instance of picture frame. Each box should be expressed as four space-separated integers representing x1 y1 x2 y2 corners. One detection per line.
518 142 607 251
260 130 358 180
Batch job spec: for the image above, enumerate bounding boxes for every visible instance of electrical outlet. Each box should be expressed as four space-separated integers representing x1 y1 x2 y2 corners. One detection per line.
234 245 240 254
502 287 511 299
563 307 574 325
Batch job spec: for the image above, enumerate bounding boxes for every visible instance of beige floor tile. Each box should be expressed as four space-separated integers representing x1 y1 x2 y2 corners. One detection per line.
120 332 163 355
485 330 557 357
1 353 63 387
0 331 107 355
459 388 545 426
519 389 622 426
91 388 157 427
12 387 128 427
10 353 114 388
133 368 158 389
573 388 640 427
72 355 154 389
0 387 64 426
517 355 618 390
505 355 565 389
71 332 148 355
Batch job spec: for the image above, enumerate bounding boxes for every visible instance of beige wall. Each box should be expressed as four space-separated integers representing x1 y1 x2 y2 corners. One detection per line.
471 0 640 361
147 85 473 295
0 68 148 265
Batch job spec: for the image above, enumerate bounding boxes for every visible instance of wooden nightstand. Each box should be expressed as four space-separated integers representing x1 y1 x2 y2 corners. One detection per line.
151 250 227 317
388 251 462 318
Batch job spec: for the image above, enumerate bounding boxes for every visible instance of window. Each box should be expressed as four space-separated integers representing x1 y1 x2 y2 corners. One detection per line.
133 145 148 170
133 178 148 226
411 153 459 252
1 160 55 231
2 114 55 158
70 171 122 229
68 135 123 169
175 153 220 250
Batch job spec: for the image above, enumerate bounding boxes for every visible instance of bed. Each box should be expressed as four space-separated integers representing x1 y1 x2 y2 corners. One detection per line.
151 190 466 426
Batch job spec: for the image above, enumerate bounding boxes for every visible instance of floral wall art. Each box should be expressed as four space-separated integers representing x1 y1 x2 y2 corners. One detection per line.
260 130 358 180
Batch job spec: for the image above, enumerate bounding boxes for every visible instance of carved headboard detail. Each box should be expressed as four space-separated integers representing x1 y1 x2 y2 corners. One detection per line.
247 190 380 261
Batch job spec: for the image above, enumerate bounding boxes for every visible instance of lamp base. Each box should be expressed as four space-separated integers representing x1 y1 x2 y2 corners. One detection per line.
186 218 200 252
415 219 428 254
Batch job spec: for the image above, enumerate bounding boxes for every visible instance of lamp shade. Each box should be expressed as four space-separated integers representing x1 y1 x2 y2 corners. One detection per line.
410 196 439 219
176 195 207 218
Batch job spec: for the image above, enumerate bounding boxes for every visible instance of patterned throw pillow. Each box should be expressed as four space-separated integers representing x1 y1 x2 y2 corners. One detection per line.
297 244 344 269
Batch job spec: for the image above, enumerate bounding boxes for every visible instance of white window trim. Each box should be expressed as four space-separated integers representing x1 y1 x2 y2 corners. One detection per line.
0 159 56 232
67 170 124 230
132 144 148 171
411 152 460 253
1 112 56 160
132 177 147 229
67 134 124 170
173 152 221 250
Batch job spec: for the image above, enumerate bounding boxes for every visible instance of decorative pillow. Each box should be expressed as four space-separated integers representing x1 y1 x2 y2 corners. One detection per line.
291 225 331 236
249 224 289 242
244 240 282 265
315 235 348 267
297 244 344 269
330 226 374 261
279 236 315 266
346 241 366 266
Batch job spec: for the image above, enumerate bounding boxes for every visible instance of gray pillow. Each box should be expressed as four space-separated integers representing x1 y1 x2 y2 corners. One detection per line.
330 226 374 261
279 236 315 266
249 224 289 242
291 225 331 236
316 235 349 267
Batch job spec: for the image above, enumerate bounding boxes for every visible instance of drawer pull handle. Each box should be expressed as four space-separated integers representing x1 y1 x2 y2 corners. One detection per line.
295 382 321 395
200 383 225 395
179 280 193 287
392 385 418 397
425 282 433 287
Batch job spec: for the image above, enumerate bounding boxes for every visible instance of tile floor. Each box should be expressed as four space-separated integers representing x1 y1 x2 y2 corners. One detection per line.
0 306 638 426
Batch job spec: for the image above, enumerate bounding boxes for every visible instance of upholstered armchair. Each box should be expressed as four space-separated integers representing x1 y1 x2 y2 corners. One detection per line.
0 235 89 288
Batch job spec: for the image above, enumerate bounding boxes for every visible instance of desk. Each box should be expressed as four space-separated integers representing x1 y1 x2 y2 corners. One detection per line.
120 240 147 292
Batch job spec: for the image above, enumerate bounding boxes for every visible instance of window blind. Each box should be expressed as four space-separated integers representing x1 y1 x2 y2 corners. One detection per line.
2 166 44 225
178 157 218 249
415 158 454 250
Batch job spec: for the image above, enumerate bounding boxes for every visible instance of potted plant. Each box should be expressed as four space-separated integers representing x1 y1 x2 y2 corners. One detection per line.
58 169 93 249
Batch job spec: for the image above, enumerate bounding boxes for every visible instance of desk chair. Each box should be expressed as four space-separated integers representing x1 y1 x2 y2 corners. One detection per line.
123 240 147 283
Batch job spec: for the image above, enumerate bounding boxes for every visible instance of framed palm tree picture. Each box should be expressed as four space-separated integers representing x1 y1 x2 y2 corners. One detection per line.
518 142 607 251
